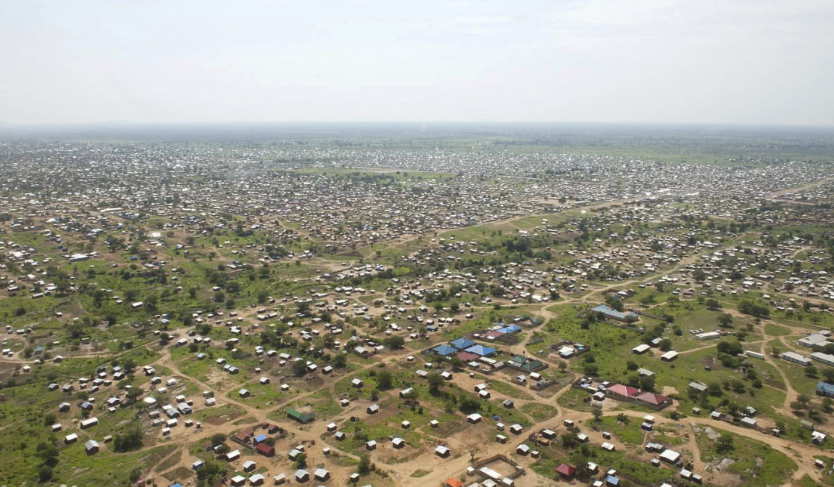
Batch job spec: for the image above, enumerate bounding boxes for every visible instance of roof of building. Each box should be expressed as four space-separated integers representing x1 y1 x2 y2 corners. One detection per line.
465 344 497 356
433 344 456 356
607 384 639 397
592 304 638 320
635 392 668 405
450 338 475 349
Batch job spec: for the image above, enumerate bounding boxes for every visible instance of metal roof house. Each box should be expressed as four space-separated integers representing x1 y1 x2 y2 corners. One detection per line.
287 408 315 424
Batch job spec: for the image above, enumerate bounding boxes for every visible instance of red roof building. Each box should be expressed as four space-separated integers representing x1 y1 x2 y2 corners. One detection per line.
606 384 639 398
556 463 576 479
256 443 274 457
635 392 669 409
456 352 480 362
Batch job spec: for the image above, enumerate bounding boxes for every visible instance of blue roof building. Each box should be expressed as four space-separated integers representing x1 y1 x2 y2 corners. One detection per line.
817 381 834 398
465 345 496 357
450 338 475 350
254 434 267 443
433 345 456 357
606 475 619 486
497 325 522 334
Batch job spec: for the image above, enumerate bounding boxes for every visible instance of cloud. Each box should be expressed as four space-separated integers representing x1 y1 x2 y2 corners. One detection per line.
456 15 510 25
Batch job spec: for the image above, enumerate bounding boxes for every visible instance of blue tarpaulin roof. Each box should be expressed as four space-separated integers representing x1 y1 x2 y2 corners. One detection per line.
606 476 619 486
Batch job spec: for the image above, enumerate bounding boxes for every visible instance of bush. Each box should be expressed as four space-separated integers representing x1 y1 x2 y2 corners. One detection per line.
38 466 53 483
114 424 144 452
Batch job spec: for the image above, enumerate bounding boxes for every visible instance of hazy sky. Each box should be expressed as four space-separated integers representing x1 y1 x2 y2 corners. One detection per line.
1 0 833 125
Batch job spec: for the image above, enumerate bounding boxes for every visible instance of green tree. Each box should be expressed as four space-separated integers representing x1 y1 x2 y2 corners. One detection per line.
716 433 734 453
376 370 393 390
113 423 144 452
427 372 444 393
292 360 308 377
358 454 373 475
383 336 405 350
39 465 53 483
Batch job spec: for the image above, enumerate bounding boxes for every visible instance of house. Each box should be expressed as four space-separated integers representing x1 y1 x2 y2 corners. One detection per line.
435 445 450 457
741 417 757 428
314 468 330 481
80 417 99 429
256 442 275 457
230 475 246 487
65 433 78 444
516 443 530 455
287 408 315 424
660 449 681 464
635 392 671 410
399 387 415 398
226 449 241 461
695 331 722 341
249 473 265 486
294 469 310 482
507 355 547 372
450 337 475 349
392 437 406 448
465 344 496 357
811 352 834 367
606 384 638 400
433 344 457 357
816 382 834 398
632 344 650 354
799 333 832 348
443 479 464 487
660 350 679 362
591 304 638 322
85 439 99 454
556 463 576 480
367 404 380 414
782 351 811 367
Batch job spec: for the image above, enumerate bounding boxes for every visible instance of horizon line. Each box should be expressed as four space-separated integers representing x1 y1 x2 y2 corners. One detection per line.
2 120 834 130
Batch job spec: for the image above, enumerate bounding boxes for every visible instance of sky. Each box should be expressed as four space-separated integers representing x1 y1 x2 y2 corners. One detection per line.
1 0 833 126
